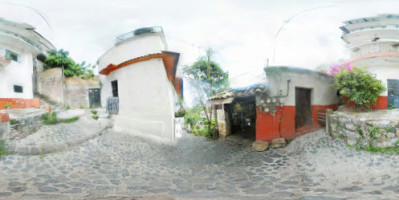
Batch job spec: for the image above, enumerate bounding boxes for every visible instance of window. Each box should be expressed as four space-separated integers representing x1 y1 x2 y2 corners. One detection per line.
14 85 23 93
111 80 118 97
5 50 19 62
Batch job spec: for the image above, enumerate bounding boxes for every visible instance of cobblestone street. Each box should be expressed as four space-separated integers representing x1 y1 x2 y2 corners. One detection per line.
1 128 399 200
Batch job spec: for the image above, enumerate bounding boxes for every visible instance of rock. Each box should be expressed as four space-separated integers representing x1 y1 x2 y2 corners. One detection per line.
271 138 286 149
252 141 269 152
387 132 395 139
346 123 356 131
396 129 399 137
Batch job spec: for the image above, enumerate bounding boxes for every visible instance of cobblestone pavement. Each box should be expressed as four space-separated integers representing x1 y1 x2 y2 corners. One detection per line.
6 115 112 155
1 129 399 200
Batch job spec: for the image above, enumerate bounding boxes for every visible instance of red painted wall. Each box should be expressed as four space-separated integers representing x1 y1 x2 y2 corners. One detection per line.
0 98 41 110
0 112 9 122
256 104 338 142
344 96 388 110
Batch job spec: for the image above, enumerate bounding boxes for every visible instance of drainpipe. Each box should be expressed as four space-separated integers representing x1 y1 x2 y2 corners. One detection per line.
278 80 291 138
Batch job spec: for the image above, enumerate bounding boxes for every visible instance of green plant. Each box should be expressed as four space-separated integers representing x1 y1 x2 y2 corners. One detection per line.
42 112 79 125
44 49 96 78
388 104 395 110
385 127 396 133
369 126 380 139
355 125 363 137
0 140 8 158
332 66 385 110
40 154 46 159
4 102 11 109
91 110 97 115
92 115 99 120
66 105 71 110
183 48 229 136
42 112 58 125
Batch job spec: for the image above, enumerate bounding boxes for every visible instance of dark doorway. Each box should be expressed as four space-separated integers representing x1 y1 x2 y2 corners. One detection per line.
295 88 313 129
388 79 399 108
111 80 118 97
89 88 101 108
229 97 257 141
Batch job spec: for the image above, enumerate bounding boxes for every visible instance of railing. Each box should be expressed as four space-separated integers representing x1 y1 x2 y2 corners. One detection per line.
115 26 163 44
106 97 119 114
0 29 45 54
317 108 327 127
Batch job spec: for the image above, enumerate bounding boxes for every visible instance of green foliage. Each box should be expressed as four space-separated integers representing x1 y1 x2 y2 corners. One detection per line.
362 146 399 155
43 112 58 125
44 49 96 78
369 126 381 139
92 115 99 120
175 95 185 117
42 112 79 125
332 67 385 110
184 107 202 128
0 140 8 158
388 104 395 110
183 50 229 96
91 110 97 115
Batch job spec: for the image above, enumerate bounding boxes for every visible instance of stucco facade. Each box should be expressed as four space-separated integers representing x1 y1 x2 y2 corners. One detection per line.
210 66 339 142
340 14 399 109
98 27 181 143
0 17 54 109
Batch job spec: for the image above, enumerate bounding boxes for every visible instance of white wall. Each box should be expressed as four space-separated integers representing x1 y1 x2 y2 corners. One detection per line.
352 56 399 96
101 59 175 143
266 68 339 106
98 33 167 72
0 45 33 99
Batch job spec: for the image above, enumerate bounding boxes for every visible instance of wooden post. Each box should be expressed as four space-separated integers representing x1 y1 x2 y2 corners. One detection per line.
326 109 333 134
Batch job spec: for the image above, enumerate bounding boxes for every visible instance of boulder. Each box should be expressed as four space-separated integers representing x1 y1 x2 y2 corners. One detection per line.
271 138 286 149
252 141 269 152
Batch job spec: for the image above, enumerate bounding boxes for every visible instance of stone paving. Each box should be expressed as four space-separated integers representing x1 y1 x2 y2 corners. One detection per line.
0 128 398 200
6 114 112 155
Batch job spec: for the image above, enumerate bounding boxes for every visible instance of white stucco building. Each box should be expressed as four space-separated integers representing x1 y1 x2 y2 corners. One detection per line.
98 27 183 143
340 14 399 109
0 17 54 109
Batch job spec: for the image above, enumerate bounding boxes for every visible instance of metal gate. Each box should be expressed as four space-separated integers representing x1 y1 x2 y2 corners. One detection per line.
388 79 399 108
88 88 101 108
107 97 119 114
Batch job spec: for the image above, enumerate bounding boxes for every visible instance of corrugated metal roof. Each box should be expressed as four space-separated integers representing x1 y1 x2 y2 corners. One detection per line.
210 83 268 100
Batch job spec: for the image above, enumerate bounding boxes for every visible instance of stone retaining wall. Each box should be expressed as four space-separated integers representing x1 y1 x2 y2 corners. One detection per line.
327 111 399 148
9 113 45 140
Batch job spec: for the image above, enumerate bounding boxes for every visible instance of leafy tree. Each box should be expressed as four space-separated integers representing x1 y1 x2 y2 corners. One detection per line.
184 48 229 137
44 49 95 78
332 66 385 110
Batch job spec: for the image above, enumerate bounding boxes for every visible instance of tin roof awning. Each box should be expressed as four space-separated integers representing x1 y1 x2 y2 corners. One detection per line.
209 97 235 105
209 83 268 105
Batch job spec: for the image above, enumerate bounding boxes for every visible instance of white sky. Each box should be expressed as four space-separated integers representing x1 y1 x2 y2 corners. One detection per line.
1 0 399 106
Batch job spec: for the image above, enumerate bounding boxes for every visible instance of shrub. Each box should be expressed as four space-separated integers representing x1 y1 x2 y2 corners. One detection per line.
42 112 79 125
332 66 385 110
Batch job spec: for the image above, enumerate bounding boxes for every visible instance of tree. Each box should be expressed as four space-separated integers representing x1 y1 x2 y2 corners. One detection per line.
184 48 229 137
44 49 95 78
331 66 385 110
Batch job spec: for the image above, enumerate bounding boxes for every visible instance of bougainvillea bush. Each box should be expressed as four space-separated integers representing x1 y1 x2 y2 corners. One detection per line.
331 65 385 110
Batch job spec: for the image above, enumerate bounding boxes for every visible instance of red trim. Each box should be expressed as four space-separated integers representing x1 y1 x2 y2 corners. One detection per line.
256 104 338 142
99 51 183 97
0 98 41 110
339 52 399 64
0 57 11 63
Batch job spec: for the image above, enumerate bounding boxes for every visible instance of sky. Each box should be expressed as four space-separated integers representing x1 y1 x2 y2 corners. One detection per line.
1 0 399 106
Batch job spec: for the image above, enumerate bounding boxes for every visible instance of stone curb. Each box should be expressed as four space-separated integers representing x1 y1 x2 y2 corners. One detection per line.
7 126 111 156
